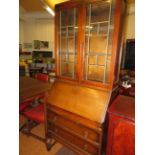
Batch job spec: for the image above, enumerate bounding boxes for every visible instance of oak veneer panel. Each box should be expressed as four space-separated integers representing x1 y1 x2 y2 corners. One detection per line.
46 81 111 123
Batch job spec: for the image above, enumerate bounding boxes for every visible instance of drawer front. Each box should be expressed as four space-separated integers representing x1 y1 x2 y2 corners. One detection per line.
48 124 99 155
47 109 100 143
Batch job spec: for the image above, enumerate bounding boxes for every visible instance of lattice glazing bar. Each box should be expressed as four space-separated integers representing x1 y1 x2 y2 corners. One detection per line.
60 52 76 55
103 2 112 83
85 52 112 56
89 64 105 67
85 4 92 80
90 21 109 25
59 11 62 76
61 25 75 29
72 8 76 79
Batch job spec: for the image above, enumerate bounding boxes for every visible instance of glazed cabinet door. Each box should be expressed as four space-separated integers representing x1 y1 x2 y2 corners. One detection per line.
56 4 79 80
82 0 116 85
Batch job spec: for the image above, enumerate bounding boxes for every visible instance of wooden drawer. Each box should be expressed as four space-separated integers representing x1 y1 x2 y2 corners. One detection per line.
48 123 99 155
47 109 101 143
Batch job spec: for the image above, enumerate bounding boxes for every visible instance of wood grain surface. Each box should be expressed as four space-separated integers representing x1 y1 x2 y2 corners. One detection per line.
19 76 52 103
46 81 111 123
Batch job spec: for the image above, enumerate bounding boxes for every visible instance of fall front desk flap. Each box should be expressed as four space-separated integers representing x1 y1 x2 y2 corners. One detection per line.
46 81 111 124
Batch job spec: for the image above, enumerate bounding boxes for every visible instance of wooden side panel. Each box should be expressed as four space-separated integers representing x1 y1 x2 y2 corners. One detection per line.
106 114 135 155
111 121 134 155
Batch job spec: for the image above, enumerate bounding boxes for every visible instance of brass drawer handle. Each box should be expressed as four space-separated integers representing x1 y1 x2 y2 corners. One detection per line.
52 116 57 122
84 144 88 150
84 131 88 138
54 128 58 133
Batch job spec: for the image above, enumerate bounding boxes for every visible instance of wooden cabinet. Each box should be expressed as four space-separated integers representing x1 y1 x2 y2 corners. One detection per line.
45 0 126 155
106 95 135 155
45 81 110 154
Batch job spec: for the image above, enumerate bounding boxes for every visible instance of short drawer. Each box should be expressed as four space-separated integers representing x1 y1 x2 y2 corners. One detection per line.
48 124 99 155
47 109 101 143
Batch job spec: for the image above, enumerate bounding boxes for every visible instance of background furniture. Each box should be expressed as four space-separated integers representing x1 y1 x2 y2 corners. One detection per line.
122 39 135 70
19 76 52 103
19 51 55 77
19 99 34 113
106 95 135 155
35 73 50 101
19 52 32 76
19 66 26 76
45 0 126 154
29 67 44 77
35 73 49 82
119 86 135 97
19 99 35 131
119 69 135 97
22 104 46 142
31 51 54 75
20 77 52 142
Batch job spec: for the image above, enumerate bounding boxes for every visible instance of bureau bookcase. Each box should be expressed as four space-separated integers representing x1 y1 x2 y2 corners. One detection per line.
45 0 126 154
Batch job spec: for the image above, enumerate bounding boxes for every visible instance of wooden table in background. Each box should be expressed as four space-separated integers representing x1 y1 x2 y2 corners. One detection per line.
19 76 52 103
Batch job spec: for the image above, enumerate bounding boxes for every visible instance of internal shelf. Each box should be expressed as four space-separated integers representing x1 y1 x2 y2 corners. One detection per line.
59 52 76 55
85 52 112 56
90 21 109 25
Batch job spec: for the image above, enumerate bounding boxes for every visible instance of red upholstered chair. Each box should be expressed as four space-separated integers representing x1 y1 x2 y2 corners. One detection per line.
23 104 45 124
21 74 48 142
19 99 34 131
35 73 49 82
22 103 45 142
19 100 33 112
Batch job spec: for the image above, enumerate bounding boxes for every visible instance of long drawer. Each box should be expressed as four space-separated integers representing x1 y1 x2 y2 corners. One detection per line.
47 123 99 155
47 109 101 143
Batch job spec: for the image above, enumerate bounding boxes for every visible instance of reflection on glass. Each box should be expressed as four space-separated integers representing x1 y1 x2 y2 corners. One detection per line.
61 62 73 77
84 0 115 83
88 66 105 82
59 8 78 78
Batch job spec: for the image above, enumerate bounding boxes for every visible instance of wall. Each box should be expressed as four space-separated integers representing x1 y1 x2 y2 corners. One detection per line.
23 19 54 53
19 19 24 45
121 2 135 68
19 6 55 56
19 6 25 45
124 3 135 40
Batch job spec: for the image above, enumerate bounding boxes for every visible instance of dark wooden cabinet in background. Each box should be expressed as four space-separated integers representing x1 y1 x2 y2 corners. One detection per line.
106 95 135 155
45 0 126 155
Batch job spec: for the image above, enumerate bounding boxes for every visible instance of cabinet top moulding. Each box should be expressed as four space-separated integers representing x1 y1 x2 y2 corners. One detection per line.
55 0 126 10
